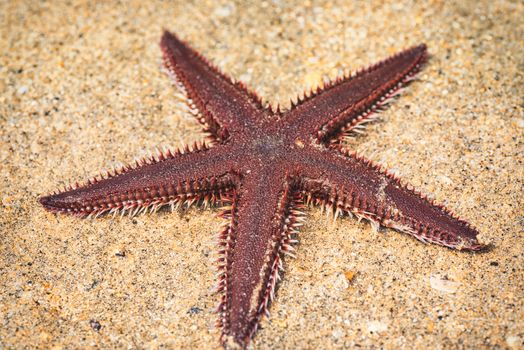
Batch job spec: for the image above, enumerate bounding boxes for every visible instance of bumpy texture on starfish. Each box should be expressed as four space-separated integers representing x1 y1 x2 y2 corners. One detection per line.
40 31 485 349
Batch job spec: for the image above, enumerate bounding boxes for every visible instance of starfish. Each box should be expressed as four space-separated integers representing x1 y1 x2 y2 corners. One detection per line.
40 31 485 349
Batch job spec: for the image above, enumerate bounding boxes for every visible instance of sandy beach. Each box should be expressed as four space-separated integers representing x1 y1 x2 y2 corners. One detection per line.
1 1 523 349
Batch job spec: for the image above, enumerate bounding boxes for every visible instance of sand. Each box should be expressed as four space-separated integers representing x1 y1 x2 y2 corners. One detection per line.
1 1 523 349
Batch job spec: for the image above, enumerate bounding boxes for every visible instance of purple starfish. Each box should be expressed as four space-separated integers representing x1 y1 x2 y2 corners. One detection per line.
40 31 484 349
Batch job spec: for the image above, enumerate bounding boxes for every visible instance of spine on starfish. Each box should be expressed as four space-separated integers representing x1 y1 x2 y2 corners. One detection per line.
251 190 304 327
161 31 268 144
301 147 483 251
318 45 428 144
214 191 239 334
88 142 211 187
52 142 209 193
216 174 306 349
162 48 230 144
282 44 428 147
39 144 236 218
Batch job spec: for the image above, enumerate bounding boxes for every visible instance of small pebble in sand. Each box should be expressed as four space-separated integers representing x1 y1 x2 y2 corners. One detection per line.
506 335 523 349
89 320 102 332
367 320 388 334
430 274 460 293
344 270 356 282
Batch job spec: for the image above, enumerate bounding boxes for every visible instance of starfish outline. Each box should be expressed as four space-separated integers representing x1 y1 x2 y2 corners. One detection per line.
40 31 485 349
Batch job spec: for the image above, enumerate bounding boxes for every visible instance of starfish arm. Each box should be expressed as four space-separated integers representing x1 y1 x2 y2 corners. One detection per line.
282 44 427 144
297 148 485 251
161 31 267 141
216 169 303 349
39 145 237 217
